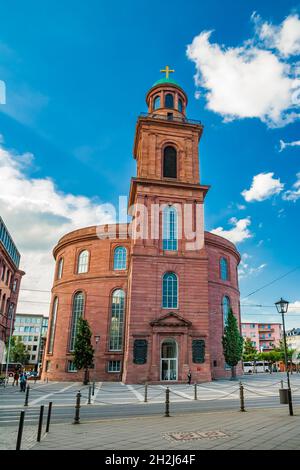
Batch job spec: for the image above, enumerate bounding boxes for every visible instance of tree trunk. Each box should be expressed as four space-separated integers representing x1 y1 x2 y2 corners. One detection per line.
83 368 89 385
230 366 236 380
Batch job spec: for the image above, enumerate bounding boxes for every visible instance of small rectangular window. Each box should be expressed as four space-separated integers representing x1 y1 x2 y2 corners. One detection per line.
108 360 121 373
67 361 77 372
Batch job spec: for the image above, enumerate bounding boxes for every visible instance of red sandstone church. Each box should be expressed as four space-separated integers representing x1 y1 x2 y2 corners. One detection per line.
42 69 241 383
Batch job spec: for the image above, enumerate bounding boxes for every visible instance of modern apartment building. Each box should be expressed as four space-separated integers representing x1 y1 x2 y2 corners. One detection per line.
241 322 282 352
0 217 25 364
13 313 48 368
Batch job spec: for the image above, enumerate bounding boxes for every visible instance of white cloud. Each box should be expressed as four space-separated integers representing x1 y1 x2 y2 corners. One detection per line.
211 217 252 244
289 301 300 313
253 13 300 57
186 15 300 128
0 141 114 315
242 172 284 202
279 139 300 152
283 172 300 201
239 252 267 279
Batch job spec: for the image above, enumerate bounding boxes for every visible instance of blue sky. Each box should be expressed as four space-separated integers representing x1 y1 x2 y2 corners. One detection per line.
0 0 299 327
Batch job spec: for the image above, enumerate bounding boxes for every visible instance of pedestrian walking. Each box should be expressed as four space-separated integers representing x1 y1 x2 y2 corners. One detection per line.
19 372 27 392
12 371 19 386
187 370 192 385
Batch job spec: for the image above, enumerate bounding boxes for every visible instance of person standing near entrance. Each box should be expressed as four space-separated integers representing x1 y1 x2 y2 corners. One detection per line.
12 371 19 386
187 370 192 385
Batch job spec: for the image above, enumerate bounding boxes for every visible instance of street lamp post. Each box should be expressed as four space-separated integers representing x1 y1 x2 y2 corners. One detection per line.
275 298 293 416
93 335 100 391
4 305 15 386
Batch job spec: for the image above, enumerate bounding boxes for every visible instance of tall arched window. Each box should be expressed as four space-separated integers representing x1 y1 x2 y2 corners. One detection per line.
165 93 174 109
163 206 178 251
109 289 125 351
178 98 183 112
48 297 58 354
153 95 160 110
222 296 231 326
220 257 229 281
77 250 89 274
113 247 127 270
163 146 177 179
162 272 178 309
69 292 84 351
57 258 64 280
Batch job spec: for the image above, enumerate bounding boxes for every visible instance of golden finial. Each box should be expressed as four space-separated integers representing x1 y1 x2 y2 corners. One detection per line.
160 65 175 79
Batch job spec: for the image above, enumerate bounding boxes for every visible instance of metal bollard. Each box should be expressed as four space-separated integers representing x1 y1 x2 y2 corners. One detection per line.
24 385 30 407
239 382 246 412
194 383 198 401
144 382 148 403
88 386 92 404
73 391 81 424
16 411 25 451
46 402 52 433
92 381 95 396
37 405 44 442
165 387 170 417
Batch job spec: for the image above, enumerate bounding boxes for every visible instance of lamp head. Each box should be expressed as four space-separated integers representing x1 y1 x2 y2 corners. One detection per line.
275 298 289 314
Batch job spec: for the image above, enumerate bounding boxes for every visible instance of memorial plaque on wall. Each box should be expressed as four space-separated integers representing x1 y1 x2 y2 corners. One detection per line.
133 339 148 364
192 340 205 364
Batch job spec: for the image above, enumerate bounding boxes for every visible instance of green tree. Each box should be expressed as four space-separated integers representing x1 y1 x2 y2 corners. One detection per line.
274 341 296 371
6 336 29 365
222 309 244 379
242 338 258 362
73 318 94 385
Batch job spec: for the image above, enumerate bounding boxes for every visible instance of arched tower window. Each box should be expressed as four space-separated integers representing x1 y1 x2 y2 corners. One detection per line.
153 95 160 110
162 272 178 309
220 258 229 281
178 98 183 112
113 247 127 270
69 292 84 351
163 206 178 251
48 297 58 354
109 289 125 351
57 258 64 280
77 250 89 274
163 146 177 179
165 93 174 109
222 296 231 326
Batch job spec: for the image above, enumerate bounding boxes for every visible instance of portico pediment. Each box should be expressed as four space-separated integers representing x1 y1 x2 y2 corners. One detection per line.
150 312 192 328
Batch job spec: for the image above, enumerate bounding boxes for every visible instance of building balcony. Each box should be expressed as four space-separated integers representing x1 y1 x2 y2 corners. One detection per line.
259 337 275 341
259 328 274 333
139 112 203 126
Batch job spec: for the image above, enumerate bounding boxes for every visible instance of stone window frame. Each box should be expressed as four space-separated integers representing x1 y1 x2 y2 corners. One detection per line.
222 295 231 330
68 290 85 352
113 246 127 271
162 205 178 252
162 144 177 179
76 249 90 274
56 257 64 280
108 288 126 352
47 296 58 355
162 272 179 309
219 256 230 282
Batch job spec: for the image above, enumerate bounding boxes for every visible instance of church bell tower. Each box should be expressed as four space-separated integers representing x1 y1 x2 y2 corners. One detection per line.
123 67 212 384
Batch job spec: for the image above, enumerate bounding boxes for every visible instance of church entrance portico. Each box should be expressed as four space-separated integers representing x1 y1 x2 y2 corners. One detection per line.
161 338 178 381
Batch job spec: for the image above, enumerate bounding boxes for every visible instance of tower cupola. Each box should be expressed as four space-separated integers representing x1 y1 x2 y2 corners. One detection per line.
146 66 188 120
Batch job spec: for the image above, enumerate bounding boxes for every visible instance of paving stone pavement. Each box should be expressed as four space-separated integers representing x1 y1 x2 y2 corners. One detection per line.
19 408 300 450
0 424 37 450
